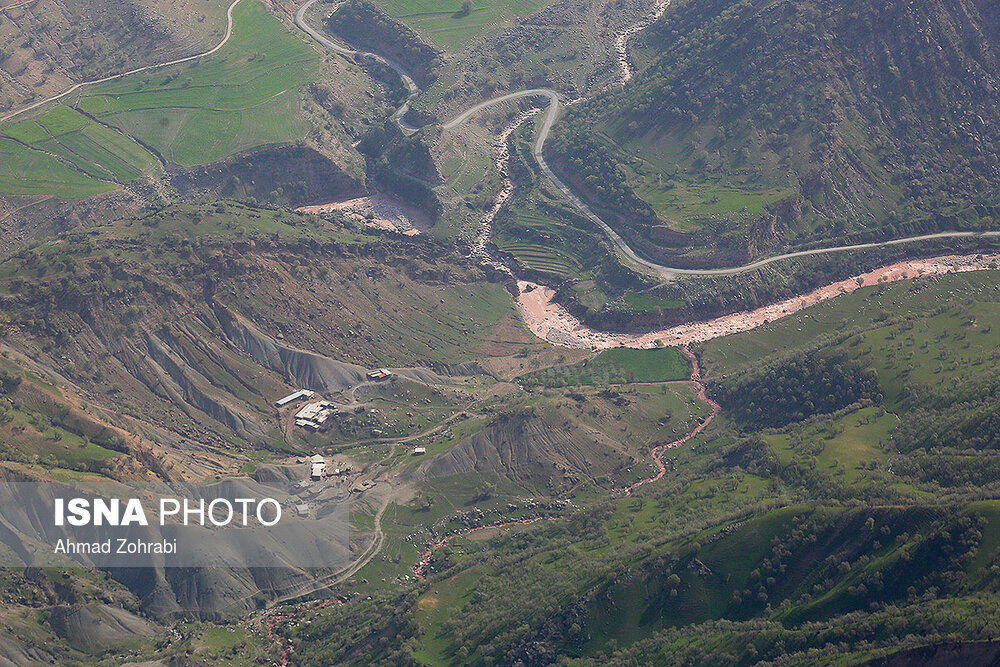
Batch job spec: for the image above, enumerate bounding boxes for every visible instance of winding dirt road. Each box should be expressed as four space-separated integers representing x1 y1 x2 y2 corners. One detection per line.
0 0 246 125
4 0 997 279
289 0 1000 512
295 0 420 129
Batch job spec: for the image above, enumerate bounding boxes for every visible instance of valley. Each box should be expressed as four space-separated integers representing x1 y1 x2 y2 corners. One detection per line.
0 0 998 665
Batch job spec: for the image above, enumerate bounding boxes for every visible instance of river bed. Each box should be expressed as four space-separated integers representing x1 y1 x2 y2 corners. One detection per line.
517 253 1000 350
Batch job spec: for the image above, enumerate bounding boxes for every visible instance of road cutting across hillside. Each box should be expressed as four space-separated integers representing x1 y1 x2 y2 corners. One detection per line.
0 0 247 125
295 1 1000 280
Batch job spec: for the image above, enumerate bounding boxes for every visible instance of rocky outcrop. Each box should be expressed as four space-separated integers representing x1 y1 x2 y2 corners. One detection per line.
170 145 364 209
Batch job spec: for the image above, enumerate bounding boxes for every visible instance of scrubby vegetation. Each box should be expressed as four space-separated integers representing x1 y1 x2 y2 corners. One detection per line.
4 0 1000 664
285 268 1000 666
549 0 1000 266
327 0 442 87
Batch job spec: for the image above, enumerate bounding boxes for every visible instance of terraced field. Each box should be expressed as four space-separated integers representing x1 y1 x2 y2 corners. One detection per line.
2 105 161 192
498 240 582 277
0 0 319 195
495 209 588 279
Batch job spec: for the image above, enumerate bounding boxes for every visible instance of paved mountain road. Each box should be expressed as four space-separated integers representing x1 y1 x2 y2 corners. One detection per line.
295 2 1000 279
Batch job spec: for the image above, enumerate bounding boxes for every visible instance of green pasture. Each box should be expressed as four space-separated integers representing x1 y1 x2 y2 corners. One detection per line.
519 347 690 387
609 291 686 313
766 407 895 485
0 138 115 196
373 0 555 50
632 174 792 230
594 124 794 231
81 0 317 165
700 271 1000 379
0 1 318 195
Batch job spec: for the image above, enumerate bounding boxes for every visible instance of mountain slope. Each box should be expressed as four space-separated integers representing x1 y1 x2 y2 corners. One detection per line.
549 0 1000 268
0 0 231 113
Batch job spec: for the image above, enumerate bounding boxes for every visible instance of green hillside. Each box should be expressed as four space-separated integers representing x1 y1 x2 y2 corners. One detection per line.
370 0 556 51
548 0 1000 268
279 268 1000 666
0 1 320 194
5 0 1000 663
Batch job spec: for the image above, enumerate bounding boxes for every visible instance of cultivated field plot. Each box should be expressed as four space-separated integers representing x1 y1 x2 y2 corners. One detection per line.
519 347 691 387
2 105 160 191
0 136 117 197
79 0 318 166
495 208 590 280
372 0 554 50
0 0 319 195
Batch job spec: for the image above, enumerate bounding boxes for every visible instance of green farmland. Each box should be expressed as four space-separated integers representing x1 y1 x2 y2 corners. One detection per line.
519 347 691 387
373 0 555 50
495 208 591 280
0 0 319 196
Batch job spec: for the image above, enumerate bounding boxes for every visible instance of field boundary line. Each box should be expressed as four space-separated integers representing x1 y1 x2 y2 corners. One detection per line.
0 0 246 125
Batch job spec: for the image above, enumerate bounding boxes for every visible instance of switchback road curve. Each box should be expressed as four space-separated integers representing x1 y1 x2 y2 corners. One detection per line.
295 0 1000 278
295 0 420 129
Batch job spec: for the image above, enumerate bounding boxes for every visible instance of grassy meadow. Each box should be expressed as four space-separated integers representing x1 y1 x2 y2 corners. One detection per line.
0 1 319 195
519 347 691 387
372 0 555 51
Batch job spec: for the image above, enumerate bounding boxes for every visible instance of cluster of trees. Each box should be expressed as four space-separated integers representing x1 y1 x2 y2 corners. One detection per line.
894 453 1000 489
895 398 1000 453
710 351 882 429
581 592 1000 666
358 122 442 220
290 591 420 666
716 436 779 478
547 129 655 224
